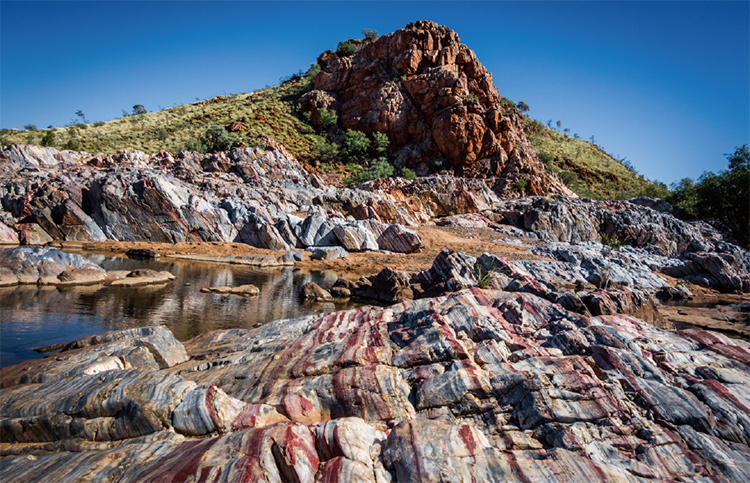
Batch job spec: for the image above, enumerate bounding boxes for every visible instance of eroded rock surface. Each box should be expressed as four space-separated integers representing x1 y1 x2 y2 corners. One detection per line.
305 20 573 197
0 145 440 254
0 246 105 285
2 277 750 481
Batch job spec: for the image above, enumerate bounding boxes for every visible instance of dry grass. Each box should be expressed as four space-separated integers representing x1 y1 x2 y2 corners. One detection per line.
0 78 325 161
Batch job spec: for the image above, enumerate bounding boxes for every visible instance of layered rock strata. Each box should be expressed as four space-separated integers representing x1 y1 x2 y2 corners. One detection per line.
2 279 750 481
2 145 505 253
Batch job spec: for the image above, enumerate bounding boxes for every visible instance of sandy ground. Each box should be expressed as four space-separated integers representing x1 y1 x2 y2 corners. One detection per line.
73 225 545 277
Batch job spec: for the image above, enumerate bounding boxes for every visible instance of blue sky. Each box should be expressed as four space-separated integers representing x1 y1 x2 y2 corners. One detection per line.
1 1 748 185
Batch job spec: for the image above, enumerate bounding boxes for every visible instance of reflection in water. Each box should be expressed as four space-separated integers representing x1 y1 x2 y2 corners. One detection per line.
0 252 359 368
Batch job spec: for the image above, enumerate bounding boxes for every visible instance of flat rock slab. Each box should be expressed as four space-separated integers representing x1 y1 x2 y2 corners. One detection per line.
200 284 260 296
169 253 293 267
309 246 349 261
108 269 175 287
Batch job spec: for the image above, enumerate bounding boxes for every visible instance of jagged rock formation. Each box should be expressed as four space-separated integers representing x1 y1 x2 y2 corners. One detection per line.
2 255 750 481
0 144 453 253
493 196 750 293
302 20 574 196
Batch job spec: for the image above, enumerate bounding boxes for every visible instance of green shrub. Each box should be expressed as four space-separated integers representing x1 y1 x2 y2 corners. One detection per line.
318 107 338 130
203 124 240 153
560 171 578 188
514 179 528 193
601 232 623 251
373 131 388 155
464 92 480 103
431 158 450 173
343 129 371 163
23 124 37 131
305 63 321 81
313 139 339 163
402 167 417 180
64 139 81 151
184 137 206 153
636 181 670 199
538 151 554 165
344 158 393 186
345 163 365 176
336 41 358 56
474 266 493 289
40 130 56 147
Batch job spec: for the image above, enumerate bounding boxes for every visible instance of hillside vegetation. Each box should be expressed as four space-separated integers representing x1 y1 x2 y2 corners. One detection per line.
521 119 663 200
1 40 666 200
0 72 325 162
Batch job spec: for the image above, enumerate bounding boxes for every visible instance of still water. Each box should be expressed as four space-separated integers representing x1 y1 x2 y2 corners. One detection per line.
0 251 362 368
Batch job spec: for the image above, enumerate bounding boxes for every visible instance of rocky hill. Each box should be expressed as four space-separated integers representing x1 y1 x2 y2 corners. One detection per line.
301 20 571 197
0 21 662 200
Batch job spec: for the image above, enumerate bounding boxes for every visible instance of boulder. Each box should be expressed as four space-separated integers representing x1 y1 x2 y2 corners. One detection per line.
109 269 175 287
309 246 349 261
0 221 19 244
15 223 53 246
376 224 424 253
333 222 378 251
0 246 105 285
301 282 333 302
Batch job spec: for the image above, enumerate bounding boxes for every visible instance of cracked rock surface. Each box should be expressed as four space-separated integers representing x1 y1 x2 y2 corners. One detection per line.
2 279 749 481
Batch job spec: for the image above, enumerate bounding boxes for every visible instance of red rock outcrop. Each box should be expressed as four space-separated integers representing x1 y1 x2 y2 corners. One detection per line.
304 20 574 197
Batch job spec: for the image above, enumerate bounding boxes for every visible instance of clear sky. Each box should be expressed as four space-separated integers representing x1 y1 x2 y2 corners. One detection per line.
1 1 748 185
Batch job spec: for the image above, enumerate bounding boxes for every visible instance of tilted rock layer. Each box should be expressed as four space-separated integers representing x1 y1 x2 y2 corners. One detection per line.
305 20 574 196
2 281 750 481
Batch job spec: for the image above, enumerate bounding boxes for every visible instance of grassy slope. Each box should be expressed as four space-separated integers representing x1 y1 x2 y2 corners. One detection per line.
2 76 662 200
0 77 325 162
526 122 657 200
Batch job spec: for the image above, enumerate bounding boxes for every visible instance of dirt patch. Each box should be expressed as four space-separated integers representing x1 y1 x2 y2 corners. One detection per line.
76 225 541 278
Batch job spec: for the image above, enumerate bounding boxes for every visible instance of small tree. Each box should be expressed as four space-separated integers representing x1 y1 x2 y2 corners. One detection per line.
362 28 378 40
184 138 206 153
132 104 147 115
345 158 393 186
517 101 529 112
75 110 87 124
313 139 338 163
23 124 37 131
556 120 562 130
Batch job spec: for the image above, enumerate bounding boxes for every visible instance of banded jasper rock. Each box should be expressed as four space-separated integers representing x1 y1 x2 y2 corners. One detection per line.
2 286 750 482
